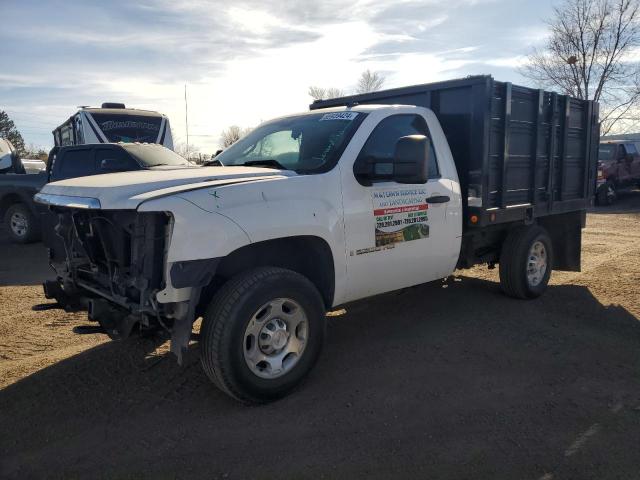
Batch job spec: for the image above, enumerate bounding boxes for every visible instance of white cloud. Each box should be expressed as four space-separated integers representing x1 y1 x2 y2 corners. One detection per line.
1 0 557 152
227 7 281 34
485 56 528 68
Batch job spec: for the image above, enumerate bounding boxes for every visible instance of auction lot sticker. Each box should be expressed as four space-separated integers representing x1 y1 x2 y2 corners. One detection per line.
373 188 430 247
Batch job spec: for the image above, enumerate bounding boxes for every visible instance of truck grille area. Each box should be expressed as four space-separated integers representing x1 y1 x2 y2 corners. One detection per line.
53 208 169 312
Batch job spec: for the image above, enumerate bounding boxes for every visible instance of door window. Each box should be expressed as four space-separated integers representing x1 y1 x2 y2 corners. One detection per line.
355 114 439 184
94 147 138 171
52 149 97 181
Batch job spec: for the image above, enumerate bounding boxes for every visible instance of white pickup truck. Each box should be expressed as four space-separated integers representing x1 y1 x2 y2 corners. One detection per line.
35 76 598 403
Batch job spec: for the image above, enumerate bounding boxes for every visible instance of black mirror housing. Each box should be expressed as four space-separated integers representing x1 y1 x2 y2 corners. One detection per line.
393 135 431 184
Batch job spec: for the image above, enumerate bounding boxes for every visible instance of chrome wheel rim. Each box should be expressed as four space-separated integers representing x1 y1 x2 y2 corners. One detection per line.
10 211 28 237
527 240 547 287
243 298 308 379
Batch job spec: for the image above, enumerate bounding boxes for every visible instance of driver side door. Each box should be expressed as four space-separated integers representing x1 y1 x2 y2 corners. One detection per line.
340 112 459 302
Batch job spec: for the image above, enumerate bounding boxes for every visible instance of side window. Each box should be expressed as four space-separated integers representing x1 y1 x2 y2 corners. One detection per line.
52 149 97 181
75 117 85 145
94 148 137 170
355 114 439 184
625 143 638 155
618 145 627 159
60 125 74 146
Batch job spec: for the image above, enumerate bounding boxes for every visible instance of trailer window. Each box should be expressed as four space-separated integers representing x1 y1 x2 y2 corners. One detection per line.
356 114 439 183
598 145 616 161
60 124 74 146
89 112 163 144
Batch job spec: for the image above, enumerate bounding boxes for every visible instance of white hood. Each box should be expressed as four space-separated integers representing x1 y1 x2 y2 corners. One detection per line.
38 166 293 210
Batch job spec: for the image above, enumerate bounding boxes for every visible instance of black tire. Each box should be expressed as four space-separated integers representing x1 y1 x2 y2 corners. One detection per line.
200 267 326 404
499 225 553 299
596 182 616 206
4 203 40 244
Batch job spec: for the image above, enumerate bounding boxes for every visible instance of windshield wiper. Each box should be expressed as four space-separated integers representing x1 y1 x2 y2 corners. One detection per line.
241 159 287 170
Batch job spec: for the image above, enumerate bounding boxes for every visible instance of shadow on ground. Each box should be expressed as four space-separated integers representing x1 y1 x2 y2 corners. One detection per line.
0 227 50 287
2 276 640 479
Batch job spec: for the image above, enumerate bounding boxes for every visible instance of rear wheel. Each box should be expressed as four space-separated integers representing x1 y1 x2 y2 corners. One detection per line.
499 225 553 299
597 182 616 206
200 267 326 404
4 203 40 243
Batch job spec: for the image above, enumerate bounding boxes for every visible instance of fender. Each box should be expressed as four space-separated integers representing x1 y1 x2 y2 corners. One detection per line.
152 170 349 306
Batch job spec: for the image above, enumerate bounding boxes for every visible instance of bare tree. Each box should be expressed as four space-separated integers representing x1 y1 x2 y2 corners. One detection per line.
308 86 345 101
521 0 640 135
23 143 48 161
220 125 251 148
174 141 199 161
355 70 385 94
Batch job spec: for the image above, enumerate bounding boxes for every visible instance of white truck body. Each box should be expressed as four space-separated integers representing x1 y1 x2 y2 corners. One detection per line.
39 105 461 306
35 78 595 403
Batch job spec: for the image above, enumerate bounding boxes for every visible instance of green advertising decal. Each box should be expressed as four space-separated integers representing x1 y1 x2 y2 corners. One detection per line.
373 188 430 247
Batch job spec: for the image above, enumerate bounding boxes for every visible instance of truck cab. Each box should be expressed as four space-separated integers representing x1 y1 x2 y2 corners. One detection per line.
597 140 640 205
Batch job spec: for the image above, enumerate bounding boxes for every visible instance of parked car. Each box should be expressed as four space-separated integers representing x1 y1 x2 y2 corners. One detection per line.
0 142 194 243
596 140 640 205
0 138 47 242
35 76 598 404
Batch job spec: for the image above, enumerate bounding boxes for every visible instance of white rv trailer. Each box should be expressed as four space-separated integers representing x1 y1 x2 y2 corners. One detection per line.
52 103 174 150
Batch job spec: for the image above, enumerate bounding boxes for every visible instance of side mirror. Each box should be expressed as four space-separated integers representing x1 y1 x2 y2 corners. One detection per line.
101 157 129 172
0 153 12 171
393 135 431 184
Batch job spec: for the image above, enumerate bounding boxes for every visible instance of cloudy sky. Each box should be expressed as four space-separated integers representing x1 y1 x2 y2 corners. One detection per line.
0 0 554 153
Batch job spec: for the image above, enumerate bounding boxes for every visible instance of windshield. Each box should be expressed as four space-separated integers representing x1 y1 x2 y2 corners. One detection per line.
122 144 191 167
89 112 163 143
598 144 616 161
216 111 366 173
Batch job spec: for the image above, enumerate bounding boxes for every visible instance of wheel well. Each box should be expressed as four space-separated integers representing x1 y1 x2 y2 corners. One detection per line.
0 194 23 220
198 236 335 312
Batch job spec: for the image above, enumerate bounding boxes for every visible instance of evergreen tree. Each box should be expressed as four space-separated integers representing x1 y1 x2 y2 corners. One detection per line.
0 111 26 154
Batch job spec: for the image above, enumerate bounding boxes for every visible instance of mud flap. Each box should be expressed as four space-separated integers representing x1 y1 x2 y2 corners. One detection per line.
169 288 201 365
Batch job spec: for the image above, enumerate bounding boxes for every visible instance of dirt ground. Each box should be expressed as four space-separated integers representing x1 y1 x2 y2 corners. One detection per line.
1 191 640 479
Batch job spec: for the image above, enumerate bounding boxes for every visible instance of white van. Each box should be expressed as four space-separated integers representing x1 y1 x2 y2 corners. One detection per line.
52 103 174 150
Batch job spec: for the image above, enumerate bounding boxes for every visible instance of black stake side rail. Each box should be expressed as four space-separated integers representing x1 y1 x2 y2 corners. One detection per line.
310 75 600 229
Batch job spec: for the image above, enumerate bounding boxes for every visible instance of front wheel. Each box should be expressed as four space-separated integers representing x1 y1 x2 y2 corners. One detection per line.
200 267 326 404
4 203 40 243
499 225 553 299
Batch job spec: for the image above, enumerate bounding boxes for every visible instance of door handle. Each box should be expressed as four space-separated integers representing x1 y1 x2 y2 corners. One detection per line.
426 195 450 204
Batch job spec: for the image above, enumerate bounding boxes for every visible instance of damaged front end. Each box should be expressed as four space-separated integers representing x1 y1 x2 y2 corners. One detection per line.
43 203 197 362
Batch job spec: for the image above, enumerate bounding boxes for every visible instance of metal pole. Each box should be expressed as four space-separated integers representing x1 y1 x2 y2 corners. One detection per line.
184 84 189 155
